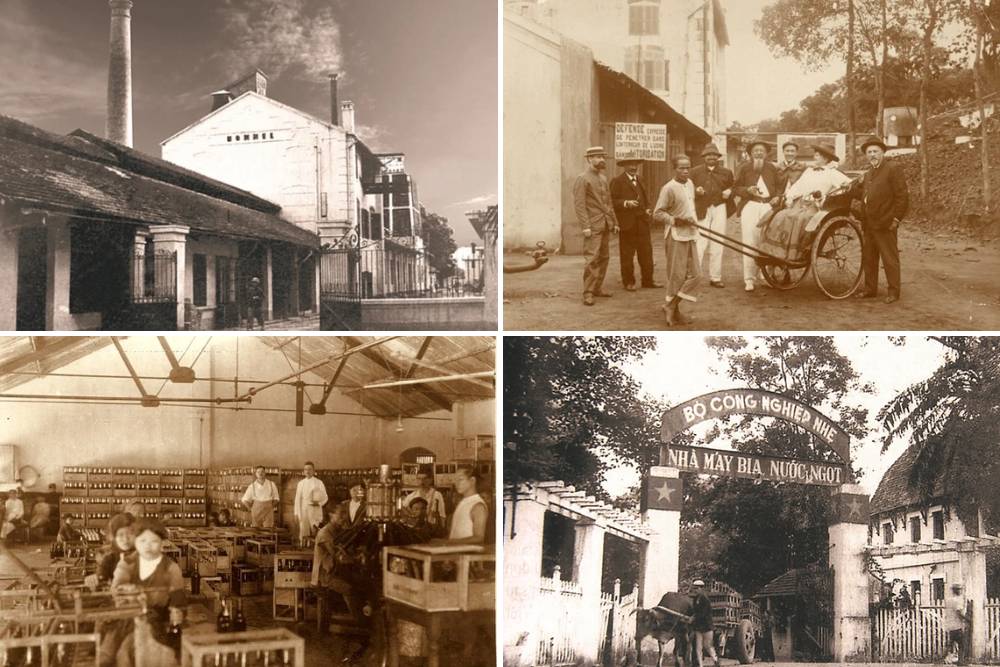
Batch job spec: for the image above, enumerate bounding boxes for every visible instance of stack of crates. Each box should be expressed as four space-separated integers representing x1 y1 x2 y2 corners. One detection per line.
708 581 743 628
273 550 314 621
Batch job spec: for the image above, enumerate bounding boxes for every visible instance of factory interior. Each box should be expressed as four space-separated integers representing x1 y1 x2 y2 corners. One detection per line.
0 335 496 666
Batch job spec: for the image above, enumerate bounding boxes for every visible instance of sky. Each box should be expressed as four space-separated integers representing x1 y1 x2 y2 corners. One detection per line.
724 0 842 126
0 0 497 247
600 335 948 498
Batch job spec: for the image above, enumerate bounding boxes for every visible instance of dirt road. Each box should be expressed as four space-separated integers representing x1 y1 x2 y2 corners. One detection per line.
503 219 1000 331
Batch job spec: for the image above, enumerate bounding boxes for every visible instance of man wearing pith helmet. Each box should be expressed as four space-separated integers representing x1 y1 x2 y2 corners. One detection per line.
690 143 734 289
572 146 620 306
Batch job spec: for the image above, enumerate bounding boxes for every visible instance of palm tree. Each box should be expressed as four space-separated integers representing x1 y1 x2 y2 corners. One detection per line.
878 337 1000 528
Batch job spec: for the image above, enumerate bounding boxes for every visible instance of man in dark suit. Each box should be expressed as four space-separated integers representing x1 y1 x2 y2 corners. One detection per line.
610 159 660 290
851 136 909 303
690 143 734 288
732 139 785 291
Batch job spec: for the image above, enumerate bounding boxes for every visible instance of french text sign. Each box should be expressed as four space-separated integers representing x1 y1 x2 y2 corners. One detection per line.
614 122 667 161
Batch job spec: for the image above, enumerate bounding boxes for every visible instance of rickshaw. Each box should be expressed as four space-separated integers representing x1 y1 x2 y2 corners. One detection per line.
696 177 865 299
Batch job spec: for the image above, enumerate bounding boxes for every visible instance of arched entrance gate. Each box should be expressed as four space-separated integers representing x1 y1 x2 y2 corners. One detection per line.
642 389 872 662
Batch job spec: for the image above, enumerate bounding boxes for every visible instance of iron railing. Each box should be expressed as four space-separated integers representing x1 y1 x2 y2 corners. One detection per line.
320 239 483 300
131 251 177 304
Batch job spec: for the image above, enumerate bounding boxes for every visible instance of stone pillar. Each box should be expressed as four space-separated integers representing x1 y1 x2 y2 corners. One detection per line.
264 245 274 321
573 520 607 662
45 217 72 331
131 228 149 300
106 0 134 147
150 225 189 330
829 483 871 662
503 489 547 667
290 251 301 315
482 214 498 326
0 220 18 330
958 544 988 661
640 466 681 608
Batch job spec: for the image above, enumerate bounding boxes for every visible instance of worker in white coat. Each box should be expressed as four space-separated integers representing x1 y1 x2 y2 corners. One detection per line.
293 461 328 544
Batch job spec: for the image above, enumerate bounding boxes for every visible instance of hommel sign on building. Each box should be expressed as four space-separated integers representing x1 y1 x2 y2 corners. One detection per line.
656 388 851 488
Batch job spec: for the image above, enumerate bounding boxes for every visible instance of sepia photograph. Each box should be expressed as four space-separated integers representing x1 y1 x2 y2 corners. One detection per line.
0 335 496 665
503 0 1000 330
0 0 497 332
503 335 1000 666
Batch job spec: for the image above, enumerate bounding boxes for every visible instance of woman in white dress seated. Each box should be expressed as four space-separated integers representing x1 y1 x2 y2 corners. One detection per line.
759 143 852 262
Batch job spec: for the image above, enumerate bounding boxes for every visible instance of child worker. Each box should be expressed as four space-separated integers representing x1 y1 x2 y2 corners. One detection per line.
96 513 136 588
100 517 187 667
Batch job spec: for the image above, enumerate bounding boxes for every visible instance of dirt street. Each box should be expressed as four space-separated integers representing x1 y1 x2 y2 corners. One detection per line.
503 218 1000 331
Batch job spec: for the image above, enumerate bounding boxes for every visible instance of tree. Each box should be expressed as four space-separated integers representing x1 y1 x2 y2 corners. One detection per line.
918 0 946 199
418 207 458 285
969 0 994 212
878 336 1000 531
757 0 877 166
677 337 871 594
503 336 657 498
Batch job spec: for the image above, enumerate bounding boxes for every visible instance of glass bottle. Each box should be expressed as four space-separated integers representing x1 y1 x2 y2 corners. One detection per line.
216 598 231 633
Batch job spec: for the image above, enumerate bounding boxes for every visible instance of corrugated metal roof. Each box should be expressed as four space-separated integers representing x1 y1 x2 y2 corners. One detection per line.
0 115 317 248
0 336 495 418
595 63 712 145
258 336 496 417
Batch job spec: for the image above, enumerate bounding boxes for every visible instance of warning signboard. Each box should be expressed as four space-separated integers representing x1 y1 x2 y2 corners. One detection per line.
614 122 667 161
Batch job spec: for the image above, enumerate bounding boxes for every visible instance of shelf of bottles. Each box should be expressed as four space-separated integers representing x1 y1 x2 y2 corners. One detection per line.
61 466 208 528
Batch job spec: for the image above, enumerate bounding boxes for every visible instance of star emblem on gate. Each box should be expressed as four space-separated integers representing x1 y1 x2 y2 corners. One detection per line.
655 482 675 503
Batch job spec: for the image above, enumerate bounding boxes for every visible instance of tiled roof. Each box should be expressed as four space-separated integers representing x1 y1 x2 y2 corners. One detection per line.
0 115 317 248
870 446 946 516
755 568 803 598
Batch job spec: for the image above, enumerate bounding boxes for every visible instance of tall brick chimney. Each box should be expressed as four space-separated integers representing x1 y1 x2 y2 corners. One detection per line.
329 73 340 126
106 0 134 147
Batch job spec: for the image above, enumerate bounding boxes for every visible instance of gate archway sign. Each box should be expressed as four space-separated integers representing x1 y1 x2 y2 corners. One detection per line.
660 388 851 463
657 389 852 487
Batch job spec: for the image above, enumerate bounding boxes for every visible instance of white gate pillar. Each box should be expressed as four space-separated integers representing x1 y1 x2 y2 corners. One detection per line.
503 487 548 667
573 519 607 662
958 544 988 660
829 483 871 662
640 466 682 608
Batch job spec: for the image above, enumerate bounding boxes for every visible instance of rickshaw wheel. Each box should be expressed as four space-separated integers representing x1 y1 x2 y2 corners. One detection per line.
811 214 863 299
758 260 808 290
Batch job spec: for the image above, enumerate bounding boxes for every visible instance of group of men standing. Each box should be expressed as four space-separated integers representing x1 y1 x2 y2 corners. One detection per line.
571 135 909 325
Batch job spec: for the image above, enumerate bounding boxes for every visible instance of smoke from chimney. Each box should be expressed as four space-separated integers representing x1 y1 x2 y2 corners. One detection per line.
329 73 340 126
106 0 134 147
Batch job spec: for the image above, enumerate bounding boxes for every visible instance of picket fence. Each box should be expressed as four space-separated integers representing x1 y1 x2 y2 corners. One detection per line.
533 567 639 666
535 567 585 666
986 597 1000 662
872 603 948 661
598 579 640 665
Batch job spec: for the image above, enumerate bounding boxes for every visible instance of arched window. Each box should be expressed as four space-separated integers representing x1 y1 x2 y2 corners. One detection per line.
628 0 659 36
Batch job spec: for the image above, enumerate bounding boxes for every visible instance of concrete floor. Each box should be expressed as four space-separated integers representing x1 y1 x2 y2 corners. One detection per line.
2 539 494 666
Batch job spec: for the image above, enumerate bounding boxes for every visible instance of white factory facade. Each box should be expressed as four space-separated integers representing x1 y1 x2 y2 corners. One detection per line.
161 70 422 248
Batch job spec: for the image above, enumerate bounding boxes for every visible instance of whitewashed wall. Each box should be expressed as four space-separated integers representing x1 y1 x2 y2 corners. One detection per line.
161 94 373 240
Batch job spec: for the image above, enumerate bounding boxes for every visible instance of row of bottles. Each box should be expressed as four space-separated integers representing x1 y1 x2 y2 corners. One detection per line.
216 598 248 633
276 556 311 573
200 650 295 667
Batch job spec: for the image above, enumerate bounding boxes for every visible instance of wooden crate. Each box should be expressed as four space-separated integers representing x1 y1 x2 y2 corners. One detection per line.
246 539 277 569
190 541 220 577
274 551 313 589
233 564 260 597
383 545 495 612
208 540 233 572
181 628 305 667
